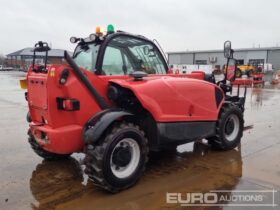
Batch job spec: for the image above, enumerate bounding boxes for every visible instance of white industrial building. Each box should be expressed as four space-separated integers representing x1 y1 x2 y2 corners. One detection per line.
167 47 280 71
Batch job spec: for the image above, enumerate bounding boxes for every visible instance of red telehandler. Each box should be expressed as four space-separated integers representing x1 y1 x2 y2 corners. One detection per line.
21 25 246 192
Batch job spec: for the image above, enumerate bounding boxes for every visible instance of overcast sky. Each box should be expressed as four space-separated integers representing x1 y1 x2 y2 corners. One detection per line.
0 0 279 55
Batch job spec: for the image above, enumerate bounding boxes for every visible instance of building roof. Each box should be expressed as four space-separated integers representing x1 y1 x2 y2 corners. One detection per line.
167 46 280 55
6 48 71 57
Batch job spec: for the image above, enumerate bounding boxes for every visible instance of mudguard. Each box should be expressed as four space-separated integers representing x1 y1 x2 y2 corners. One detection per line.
84 109 133 144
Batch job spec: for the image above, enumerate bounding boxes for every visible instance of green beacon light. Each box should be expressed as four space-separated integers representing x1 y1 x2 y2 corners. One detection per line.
107 24 115 34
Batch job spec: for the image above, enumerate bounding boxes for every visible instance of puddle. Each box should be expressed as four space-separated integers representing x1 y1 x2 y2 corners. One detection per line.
0 72 279 210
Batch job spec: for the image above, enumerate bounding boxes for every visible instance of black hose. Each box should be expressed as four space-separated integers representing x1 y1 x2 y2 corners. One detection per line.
64 51 109 110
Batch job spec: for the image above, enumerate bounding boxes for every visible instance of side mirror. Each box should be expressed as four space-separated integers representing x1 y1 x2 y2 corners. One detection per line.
225 58 236 82
224 41 232 59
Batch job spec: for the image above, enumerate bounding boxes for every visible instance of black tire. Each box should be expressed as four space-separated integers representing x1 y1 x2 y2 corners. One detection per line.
28 130 71 160
236 68 242 78
207 104 244 150
247 69 253 77
26 112 32 123
84 122 149 192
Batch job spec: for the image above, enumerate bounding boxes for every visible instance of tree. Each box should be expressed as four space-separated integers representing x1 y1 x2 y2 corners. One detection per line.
0 54 7 65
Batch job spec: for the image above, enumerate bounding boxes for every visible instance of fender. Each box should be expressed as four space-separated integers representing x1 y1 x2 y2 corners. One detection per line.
109 77 224 122
84 109 133 144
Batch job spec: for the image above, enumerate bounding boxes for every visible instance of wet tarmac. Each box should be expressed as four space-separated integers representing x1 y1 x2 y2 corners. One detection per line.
0 71 279 210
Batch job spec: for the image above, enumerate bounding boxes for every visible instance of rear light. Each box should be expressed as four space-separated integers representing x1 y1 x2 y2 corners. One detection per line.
56 97 80 111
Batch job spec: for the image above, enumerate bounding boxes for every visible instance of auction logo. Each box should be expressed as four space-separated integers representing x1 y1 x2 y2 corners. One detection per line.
166 190 278 207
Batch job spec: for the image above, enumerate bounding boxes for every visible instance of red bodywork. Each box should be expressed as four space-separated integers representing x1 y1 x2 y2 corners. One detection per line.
27 65 224 154
110 77 222 122
231 73 264 86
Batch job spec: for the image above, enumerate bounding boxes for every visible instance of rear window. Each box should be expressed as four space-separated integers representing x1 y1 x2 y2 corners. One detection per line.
73 44 100 72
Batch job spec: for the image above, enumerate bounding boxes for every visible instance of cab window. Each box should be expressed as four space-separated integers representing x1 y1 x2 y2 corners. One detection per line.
102 46 133 75
101 35 167 75
73 44 99 72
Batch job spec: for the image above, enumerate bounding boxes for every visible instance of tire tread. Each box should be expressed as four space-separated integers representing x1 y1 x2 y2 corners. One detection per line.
84 122 148 192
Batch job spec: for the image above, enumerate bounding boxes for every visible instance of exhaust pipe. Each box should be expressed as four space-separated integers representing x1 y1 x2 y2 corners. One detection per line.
64 51 109 110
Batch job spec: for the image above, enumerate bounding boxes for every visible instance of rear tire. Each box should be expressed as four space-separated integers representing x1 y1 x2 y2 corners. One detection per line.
28 130 71 160
236 68 242 78
84 122 148 192
207 104 244 150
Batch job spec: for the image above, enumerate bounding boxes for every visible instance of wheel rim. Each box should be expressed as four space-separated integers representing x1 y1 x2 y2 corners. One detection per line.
225 114 240 141
110 138 140 179
236 70 241 77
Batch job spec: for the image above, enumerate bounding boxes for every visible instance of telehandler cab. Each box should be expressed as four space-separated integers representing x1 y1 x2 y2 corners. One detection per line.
22 25 245 192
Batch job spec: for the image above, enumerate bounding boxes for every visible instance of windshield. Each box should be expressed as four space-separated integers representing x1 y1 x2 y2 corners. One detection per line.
73 44 100 72
101 36 167 75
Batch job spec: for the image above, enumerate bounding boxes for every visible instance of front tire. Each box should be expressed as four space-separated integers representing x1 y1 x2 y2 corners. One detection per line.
247 69 253 77
236 68 242 78
84 122 148 192
208 104 244 150
28 130 71 160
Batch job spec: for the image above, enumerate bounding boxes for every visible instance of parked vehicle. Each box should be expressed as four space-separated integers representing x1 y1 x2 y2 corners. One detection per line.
21 25 246 192
236 63 264 78
0 65 13 71
169 64 214 74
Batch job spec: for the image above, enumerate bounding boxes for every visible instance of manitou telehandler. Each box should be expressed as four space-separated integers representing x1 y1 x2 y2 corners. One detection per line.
21 25 246 192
